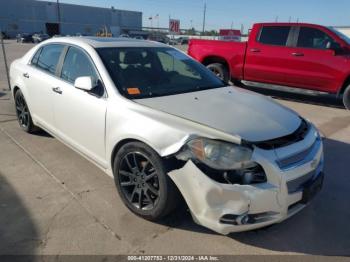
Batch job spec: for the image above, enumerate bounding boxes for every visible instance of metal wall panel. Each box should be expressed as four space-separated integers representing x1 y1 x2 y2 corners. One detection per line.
0 0 142 37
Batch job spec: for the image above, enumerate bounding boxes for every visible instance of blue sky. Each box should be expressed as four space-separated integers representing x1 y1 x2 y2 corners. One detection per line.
42 0 350 32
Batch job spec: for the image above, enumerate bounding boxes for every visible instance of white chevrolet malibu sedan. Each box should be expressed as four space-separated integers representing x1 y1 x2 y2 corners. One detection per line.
10 37 324 234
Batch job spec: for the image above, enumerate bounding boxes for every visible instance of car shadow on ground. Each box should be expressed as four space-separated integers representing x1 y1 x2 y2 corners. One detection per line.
242 85 345 109
0 174 39 254
160 138 350 256
32 129 53 138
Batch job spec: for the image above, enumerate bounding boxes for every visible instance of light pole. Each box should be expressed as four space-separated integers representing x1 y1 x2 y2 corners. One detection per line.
0 27 10 91
202 3 206 35
57 0 61 34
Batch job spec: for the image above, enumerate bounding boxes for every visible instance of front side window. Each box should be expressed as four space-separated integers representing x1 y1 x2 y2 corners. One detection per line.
61 46 99 84
297 27 336 49
258 26 291 46
36 44 64 74
97 47 225 99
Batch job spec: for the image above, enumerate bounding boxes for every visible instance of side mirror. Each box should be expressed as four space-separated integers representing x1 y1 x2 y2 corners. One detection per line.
74 76 95 91
326 42 342 54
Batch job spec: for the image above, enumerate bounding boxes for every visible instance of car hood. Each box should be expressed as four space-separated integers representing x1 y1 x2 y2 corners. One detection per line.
135 86 301 142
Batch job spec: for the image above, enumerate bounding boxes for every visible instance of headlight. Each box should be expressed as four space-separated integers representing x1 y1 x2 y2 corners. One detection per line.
182 138 253 170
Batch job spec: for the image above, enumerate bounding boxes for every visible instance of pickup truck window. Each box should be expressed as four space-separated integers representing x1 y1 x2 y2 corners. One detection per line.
297 27 335 49
258 26 291 46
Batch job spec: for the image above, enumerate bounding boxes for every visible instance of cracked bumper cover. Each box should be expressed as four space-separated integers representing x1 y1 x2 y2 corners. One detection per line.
168 126 324 235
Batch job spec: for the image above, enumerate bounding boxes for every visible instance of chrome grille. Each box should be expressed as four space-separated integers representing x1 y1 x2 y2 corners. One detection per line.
276 138 320 170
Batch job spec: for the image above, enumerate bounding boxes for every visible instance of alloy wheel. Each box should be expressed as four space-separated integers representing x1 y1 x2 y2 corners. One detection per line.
15 93 29 128
118 152 160 210
209 67 223 78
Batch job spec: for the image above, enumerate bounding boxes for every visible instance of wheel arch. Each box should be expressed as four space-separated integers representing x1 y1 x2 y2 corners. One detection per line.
110 138 159 174
338 75 350 97
201 56 230 74
13 85 20 97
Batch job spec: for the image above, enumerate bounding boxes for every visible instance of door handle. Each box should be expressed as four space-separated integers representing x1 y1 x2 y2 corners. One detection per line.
23 73 29 78
52 87 63 94
250 48 261 53
292 52 304 57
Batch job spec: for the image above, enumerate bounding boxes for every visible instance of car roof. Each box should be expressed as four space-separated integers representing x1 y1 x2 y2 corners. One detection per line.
254 22 328 28
44 36 168 48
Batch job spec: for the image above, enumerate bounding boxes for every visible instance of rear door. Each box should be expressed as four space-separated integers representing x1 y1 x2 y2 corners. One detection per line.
51 46 108 167
284 26 346 93
26 44 65 130
244 25 295 85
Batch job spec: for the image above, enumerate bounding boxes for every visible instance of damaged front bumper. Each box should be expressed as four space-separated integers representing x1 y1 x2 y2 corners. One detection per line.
168 125 324 235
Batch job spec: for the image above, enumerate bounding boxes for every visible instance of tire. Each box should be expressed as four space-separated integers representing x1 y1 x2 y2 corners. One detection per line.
206 63 229 83
343 85 350 110
113 142 180 221
14 89 37 133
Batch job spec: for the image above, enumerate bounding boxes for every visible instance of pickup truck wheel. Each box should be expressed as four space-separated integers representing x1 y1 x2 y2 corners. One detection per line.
343 85 350 110
113 142 180 221
206 63 229 83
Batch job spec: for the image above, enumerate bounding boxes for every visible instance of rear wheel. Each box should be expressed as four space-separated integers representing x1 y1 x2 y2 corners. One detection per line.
113 142 180 221
14 90 37 133
206 63 229 83
343 85 350 110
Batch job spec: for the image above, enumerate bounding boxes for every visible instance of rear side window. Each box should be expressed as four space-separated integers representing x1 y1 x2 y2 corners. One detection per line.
31 48 42 65
60 46 98 84
36 44 64 74
258 26 291 46
297 27 336 49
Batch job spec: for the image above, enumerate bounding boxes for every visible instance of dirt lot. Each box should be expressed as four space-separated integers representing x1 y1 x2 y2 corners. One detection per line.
0 40 349 256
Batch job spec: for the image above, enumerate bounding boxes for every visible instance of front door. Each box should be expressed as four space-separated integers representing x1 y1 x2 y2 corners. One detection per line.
52 46 108 167
283 26 346 93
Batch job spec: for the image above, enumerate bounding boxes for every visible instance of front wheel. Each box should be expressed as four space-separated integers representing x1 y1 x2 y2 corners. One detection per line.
343 85 350 110
113 142 180 221
206 63 229 83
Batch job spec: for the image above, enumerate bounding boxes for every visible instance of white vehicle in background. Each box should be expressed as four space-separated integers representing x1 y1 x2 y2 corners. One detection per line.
32 33 50 43
9 37 324 234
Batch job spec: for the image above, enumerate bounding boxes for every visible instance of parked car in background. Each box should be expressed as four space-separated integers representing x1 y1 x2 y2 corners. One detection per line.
178 37 189 45
133 36 144 40
168 38 178 45
120 34 130 38
188 22 350 109
148 34 169 44
16 33 34 43
32 33 50 43
10 37 324 235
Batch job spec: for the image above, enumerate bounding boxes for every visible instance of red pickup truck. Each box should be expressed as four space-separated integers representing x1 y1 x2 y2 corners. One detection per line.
188 23 350 109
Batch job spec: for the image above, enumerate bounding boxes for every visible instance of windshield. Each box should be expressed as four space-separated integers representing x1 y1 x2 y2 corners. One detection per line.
328 27 350 45
97 47 225 99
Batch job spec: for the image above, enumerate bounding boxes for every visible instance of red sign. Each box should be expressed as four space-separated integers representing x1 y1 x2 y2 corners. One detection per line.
219 29 241 42
169 19 180 34
219 29 241 36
